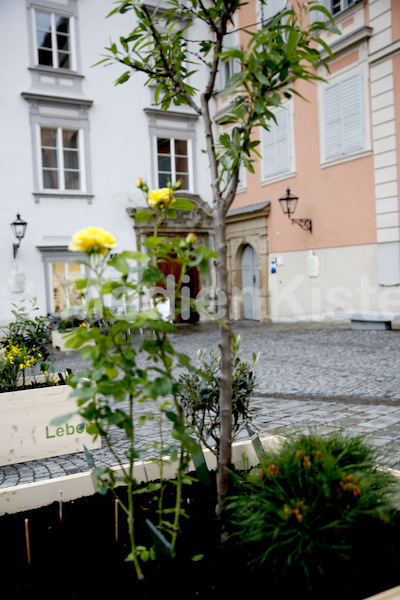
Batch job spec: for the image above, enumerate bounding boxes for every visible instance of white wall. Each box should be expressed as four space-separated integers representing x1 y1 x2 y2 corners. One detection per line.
0 0 212 324
268 244 400 321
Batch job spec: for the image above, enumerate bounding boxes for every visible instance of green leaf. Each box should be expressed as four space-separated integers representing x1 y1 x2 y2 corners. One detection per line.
86 423 100 436
173 198 195 211
115 70 130 85
309 3 335 24
191 554 204 562
134 210 152 222
80 344 100 361
144 236 166 249
145 376 172 399
166 208 177 219
105 365 119 379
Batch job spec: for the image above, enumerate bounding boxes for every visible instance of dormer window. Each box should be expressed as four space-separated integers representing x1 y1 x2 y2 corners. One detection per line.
35 10 73 70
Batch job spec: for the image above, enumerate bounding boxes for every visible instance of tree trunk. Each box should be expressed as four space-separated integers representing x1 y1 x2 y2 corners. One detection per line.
213 197 233 518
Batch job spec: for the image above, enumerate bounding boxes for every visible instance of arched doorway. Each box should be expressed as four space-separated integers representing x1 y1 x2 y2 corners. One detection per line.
241 244 260 320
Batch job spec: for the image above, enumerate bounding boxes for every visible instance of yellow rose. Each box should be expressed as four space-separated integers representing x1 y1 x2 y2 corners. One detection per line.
137 177 144 188
68 226 117 255
147 188 175 208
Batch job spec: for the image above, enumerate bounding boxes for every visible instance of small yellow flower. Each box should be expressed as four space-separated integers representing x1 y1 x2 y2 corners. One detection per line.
147 188 175 208
19 364 24 369
137 177 144 188
69 226 117 255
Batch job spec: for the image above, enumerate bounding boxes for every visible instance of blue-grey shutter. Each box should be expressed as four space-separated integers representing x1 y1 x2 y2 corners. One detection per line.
323 70 364 161
263 106 291 179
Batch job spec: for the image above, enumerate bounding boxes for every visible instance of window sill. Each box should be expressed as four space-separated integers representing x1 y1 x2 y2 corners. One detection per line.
261 170 297 187
320 148 372 169
29 66 83 79
33 191 94 203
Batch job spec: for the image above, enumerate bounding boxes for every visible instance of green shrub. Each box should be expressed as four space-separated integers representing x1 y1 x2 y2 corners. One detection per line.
225 431 400 598
2 297 51 365
178 333 260 454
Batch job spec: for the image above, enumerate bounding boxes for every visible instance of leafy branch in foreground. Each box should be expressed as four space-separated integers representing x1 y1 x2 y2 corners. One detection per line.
61 182 217 579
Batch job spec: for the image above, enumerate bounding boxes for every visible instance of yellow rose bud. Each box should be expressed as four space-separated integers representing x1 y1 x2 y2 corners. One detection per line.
186 232 196 246
147 188 175 208
69 226 117 255
137 177 144 188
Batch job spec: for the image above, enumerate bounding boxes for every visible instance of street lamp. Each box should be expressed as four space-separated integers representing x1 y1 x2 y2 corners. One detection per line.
10 213 28 258
278 188 312 233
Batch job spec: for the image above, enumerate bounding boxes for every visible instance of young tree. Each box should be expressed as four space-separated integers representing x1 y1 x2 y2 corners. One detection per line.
100 0 337 513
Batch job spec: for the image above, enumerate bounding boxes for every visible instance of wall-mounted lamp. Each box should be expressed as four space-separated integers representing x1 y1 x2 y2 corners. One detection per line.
278 188 312 233
10 213 28 258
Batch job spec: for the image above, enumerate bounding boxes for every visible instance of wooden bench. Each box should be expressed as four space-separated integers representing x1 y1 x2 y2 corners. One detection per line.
335 311 400 330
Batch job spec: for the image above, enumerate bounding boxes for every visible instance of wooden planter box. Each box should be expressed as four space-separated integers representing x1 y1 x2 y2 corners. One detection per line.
0 377 101 466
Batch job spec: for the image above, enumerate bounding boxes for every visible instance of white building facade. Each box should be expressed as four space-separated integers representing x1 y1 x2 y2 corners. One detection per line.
0 0 213 324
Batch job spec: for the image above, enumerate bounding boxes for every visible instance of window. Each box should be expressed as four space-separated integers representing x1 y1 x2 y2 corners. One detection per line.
50 261 84 314
157 137 191 190
219 42 242 90
34 10 73 70
258 0 285 25
311 0 357 20
262 106 292 180
322 69 364 162
330 0 357 15
40 126 83 191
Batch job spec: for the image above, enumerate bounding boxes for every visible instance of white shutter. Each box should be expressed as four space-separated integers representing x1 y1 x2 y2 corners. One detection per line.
275 107 290 174
323 70 364 161
342 71 364 155
263 106 291 179
323 81 342 160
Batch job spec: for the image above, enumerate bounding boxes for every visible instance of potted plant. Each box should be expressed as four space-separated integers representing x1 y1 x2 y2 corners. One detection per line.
0 315 100 466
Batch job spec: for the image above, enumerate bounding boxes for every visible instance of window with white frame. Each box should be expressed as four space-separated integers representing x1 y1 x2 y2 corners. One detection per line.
156 137 191 190
330 0 357 15
311 0 357 20
39 126 84 191
50 261 84 314
34 9 74 70
321 69 364 162
262 105 293 180
218 41 242 90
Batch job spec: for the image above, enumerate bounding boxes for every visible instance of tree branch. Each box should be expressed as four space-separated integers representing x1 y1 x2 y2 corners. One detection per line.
141 3 202 115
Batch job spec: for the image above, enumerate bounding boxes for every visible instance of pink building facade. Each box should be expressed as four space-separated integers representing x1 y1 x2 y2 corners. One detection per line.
223 0 400 322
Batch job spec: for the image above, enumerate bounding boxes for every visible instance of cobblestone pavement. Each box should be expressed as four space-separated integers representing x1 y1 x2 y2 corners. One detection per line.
2 319 400 489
